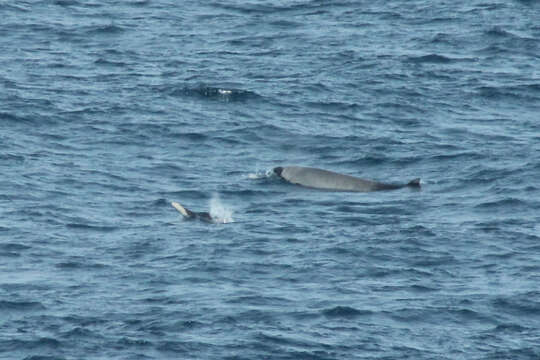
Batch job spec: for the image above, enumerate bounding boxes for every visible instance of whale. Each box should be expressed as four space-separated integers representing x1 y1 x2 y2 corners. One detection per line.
171 202 215 223
273 166 420 192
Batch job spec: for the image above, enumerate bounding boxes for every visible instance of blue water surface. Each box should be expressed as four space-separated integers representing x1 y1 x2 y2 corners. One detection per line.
1 0 539 359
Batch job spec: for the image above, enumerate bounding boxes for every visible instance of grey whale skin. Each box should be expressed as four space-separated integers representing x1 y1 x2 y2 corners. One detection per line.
273 166 420 192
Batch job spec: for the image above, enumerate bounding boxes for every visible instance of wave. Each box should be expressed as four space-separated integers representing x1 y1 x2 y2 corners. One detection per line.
482 26 538 43
2 338 61 353
0 242 31 252
53 0 80 6
84 24 125 36
55 261 109 270
484 26 515 38
406 54 476 64
475 84 540 101
65 223 118 232
0 2 30 11
322 306 372 318
492 292 540 316
94 58 129 67
0 111 33 124
0 300 46 311
389 306 493 325
475 198 529 211
226 295 292 306
209 1 337 15
19 356 60 360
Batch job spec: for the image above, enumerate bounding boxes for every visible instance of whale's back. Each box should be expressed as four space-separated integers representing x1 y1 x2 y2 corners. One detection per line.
280 166 380 192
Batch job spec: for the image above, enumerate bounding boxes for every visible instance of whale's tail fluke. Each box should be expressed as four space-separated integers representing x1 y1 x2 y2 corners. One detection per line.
407 178 421 188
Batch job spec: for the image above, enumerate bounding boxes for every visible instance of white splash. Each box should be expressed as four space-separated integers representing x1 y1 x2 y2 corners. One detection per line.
247 168 274 179
209 193 234 224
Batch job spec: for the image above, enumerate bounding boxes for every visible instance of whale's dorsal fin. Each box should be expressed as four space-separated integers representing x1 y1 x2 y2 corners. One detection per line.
407 178 421 187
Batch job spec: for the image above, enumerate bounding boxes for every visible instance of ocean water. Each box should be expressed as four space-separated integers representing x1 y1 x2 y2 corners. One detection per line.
1 0 539 359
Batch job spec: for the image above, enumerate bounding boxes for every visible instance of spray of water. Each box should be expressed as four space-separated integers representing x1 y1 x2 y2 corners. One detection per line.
209 193 234 223
247 168 274 179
